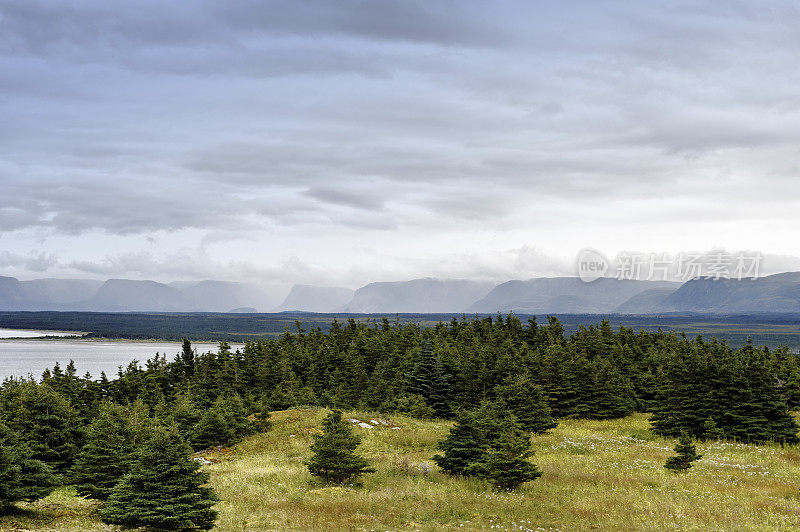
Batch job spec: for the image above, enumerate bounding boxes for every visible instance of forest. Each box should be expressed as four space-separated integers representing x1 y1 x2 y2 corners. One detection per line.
3 310 800 346
2 314 800 528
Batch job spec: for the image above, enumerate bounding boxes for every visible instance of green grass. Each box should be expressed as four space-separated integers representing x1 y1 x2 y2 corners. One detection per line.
5 410 800 531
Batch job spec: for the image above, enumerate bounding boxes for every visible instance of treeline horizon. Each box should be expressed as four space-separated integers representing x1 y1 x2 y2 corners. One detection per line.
2 313 800 520
4 310 800 351
5 314 800 442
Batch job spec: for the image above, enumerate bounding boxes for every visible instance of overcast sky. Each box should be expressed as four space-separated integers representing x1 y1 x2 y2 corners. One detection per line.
2 0 800 292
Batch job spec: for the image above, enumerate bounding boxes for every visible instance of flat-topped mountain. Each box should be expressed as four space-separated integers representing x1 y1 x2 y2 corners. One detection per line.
620 272 800 314
469 277 680 314
0 276 273 312
2 272 800 314
344 278 495 313
274 285 354 313
89 279 194 312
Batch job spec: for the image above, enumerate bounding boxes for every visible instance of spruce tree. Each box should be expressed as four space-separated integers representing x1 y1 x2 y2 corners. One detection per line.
590 358 636 420
465 415 542 491
0 382 82 476
253 403 273 433
305 410 375 485
406 341 452 418
218 394 255 443
433 401 504 476
71 402 135 500
494 374 557 433
163 393 202 442
701 417 723 441
0 422 56 513
181 337 196 378
101 426 218 530
191 395 255 451
191 408 232 451
664 434 702 472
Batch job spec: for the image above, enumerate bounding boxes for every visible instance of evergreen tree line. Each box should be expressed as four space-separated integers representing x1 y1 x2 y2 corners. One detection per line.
2 315 799 516
5 316 799 458
45 316 798 437
0 391 220 528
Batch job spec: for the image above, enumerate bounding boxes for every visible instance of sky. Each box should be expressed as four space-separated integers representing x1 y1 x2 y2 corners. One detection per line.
2 0 800 294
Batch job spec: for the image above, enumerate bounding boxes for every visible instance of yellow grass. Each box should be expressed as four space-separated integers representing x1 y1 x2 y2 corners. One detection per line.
4 410 800 531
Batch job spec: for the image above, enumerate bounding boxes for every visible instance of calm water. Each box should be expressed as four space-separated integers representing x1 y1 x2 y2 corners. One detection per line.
0 330 240 380
0 328 83 339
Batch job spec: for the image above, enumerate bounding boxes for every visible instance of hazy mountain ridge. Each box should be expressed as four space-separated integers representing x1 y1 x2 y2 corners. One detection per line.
0 277 274 312
614 288 679 313
0 276 26 304
470 277 680 314
171 280 273 312
2 273 800 314
20 278 104 304
621 272 800 314
344 278 495 313
274 285 354 313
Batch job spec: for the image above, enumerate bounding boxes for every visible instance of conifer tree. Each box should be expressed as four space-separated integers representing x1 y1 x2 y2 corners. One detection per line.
181 337 196 378
495 374 557 433
162 392 202 442
71 402 135 500
191 408 232 451
218 394 255 442
0 382 82 476
305 410 374 485
664 434 702 472
465 415 542 491
406 341 451 418
590 358 636 420
253 397 273 433
191 395 255 451
0 422 56 513
701 417 723 441
101 426 218 530
433 401 504 476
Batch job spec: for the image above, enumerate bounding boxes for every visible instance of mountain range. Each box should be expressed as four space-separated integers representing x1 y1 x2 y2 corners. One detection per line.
0 277 272 313
1 272 800 315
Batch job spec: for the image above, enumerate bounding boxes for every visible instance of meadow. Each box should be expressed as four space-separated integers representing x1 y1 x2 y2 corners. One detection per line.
3 410 800 531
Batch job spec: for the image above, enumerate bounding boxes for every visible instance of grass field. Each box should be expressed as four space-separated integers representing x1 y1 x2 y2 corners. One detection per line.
4 410 800 531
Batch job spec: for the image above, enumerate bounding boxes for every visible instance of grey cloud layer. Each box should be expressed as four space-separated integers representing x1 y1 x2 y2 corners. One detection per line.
2 1 800 281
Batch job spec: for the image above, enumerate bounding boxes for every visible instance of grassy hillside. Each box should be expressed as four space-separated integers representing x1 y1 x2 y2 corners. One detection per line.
4 410 800 531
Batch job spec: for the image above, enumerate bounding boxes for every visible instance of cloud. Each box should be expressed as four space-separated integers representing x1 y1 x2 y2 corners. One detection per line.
2 1 800 283
0 251 58 272
303 186 386 211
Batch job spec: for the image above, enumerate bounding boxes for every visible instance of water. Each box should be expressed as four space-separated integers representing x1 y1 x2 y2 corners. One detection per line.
0 329 240 380
0 328 83 339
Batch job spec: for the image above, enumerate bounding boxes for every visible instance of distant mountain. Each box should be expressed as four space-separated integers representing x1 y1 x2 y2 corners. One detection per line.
640 272 800 314
228 307 258 313
614 288 679 314
469 277 680 314
0 276 279 312
21 278 103 304
88 279 196 312
171 280 270 312
344 278 494 313
274 285 354 312
0 277 102 310
4 272 800 315
0 276 26 309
